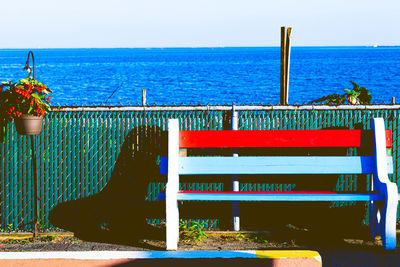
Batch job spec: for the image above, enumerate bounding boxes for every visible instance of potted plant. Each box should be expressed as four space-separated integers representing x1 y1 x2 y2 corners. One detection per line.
0 77 52 136
309 81 372 105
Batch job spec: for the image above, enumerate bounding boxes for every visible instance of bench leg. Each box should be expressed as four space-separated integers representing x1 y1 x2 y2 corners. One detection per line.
166 118 180 250
369 200 379 239
380 184 398 250
370 118 398 250
370 183 398 250
166 187 179 250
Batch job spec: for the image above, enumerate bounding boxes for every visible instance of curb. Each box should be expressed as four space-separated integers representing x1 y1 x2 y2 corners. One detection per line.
0 250 321 260
0 250 322 267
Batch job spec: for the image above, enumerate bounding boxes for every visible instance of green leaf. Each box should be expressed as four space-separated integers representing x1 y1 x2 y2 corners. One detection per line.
31 93 41 100
41 102 50 108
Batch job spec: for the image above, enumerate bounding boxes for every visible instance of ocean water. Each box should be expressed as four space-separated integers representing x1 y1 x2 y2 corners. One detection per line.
0 47 399 106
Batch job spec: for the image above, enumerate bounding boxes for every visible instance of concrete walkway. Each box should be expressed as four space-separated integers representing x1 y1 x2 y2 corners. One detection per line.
0 250 321 267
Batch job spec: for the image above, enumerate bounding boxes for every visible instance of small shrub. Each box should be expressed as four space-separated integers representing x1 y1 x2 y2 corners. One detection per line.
6 224 13 233
310 81 372 105
179 220 208 242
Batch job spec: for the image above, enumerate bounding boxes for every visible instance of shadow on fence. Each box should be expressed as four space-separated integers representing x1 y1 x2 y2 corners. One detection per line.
49 126 166 246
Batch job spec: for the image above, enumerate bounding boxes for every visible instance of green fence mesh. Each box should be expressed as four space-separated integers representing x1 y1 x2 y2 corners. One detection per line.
0 105 399 231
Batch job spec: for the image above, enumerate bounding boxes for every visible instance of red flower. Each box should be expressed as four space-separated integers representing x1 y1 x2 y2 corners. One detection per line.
15 88 31 99
7 107 15 115
46 96 51 102
24 84 33 93
36 86 45 92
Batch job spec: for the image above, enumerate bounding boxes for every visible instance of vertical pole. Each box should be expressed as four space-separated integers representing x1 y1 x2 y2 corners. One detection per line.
285 27 292 104
231 105 240 231
142 89 147 106
30 135 39 238
280 27 292 105
280 27 287 105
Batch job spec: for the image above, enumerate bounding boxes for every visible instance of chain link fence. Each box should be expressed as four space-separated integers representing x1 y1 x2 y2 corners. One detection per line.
1 105 399 232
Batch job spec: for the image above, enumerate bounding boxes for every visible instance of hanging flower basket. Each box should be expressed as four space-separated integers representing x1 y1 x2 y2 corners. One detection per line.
0 51 52 139
13 114 43 135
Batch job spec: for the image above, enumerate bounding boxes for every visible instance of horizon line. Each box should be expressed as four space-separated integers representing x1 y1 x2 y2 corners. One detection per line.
1 45 399 50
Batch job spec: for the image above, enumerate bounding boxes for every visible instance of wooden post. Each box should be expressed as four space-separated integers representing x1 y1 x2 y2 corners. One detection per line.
280 27 292 105
285 27 292 104
231 105 239 231
391 97 395 104
280 27 287 105
142 89 147 106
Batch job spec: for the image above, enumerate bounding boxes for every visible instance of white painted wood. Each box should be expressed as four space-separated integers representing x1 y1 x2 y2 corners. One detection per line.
370 117 398 250
177 156 392 175
166 119 180 251
231 108 240 231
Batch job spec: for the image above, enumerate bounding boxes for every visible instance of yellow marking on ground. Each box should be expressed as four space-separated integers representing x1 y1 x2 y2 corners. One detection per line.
256 250 322 263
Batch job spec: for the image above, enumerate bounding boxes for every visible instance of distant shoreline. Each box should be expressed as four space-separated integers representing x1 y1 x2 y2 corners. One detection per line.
0 46 399 50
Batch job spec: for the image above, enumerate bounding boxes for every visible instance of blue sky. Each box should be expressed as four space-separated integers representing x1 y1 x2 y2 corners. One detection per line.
1 0 399 48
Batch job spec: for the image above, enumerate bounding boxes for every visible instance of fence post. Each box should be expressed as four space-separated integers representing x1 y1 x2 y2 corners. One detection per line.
231 104 240 231
142 89 147 106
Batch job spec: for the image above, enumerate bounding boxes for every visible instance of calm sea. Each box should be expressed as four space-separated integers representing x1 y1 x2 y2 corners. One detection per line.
0 47 399 106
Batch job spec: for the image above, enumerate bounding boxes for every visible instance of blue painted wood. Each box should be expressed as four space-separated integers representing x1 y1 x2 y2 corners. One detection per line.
176 192 384 201
160 156 393 175
157 192 385 201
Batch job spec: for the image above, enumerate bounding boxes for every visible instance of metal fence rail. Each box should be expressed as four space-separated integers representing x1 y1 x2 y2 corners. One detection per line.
0 105 399 231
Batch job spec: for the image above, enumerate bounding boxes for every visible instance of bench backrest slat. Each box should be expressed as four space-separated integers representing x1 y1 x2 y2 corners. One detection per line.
179 130 392 148
160 156 393 175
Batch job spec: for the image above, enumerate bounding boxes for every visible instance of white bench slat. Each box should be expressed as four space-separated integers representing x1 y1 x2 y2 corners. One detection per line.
160 156 393 175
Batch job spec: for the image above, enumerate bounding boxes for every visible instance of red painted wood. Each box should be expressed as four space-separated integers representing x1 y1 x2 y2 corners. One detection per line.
179 191 337 194
386 130 393 147
179 130 392 148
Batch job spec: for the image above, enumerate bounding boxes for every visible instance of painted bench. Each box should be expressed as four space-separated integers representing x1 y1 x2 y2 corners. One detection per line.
158 118 398 250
